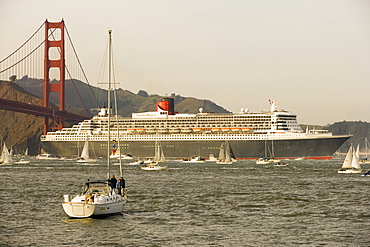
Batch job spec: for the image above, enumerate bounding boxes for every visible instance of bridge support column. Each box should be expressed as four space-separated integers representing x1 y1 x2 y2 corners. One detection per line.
43 19 65 134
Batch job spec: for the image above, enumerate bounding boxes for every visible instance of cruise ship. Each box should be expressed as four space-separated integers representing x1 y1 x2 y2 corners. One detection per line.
41 97 350 160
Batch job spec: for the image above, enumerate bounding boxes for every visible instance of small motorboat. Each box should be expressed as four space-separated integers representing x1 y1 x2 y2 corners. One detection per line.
182 156 205 163
14 159 30 164
129 160 144 165
36 153 60 160
256 157 273 165
362 171 370 176
275 162 288 167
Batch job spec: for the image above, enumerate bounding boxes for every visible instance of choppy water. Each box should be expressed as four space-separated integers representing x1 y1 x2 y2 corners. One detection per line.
0 158 369 246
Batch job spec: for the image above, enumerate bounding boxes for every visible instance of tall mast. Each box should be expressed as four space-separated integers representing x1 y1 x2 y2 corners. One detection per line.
107 30 112 179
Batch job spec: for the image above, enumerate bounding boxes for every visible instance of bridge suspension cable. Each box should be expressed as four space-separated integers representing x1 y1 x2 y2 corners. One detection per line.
0 20 100 116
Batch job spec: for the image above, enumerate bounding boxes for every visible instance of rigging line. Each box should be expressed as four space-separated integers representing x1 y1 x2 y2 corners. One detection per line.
0 27 58 74
65 25 99 106
65 64 90 116
111 44 123 177
96 37 109 108
0 39 45 74
49 30 90 116
0 22 44 63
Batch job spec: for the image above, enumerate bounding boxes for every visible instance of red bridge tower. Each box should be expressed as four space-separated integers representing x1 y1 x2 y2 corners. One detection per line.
43 19 65 134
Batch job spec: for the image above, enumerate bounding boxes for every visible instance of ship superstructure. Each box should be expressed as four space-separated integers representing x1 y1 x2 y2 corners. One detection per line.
41 98 350 159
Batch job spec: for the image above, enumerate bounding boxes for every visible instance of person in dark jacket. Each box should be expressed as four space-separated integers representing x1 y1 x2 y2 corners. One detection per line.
117 177 126 195
109 175 117 189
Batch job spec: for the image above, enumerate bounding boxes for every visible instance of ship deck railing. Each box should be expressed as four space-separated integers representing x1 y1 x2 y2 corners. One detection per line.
41 132 345 142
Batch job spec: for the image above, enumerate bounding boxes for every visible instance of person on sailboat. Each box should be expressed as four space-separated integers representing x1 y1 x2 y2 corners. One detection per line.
109 175 117 189
117 177 125 195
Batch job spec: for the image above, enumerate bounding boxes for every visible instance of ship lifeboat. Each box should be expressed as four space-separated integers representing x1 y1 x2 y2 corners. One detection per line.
241 128 252 132
169 128 180 133
211 128 221 132
204 128 212 132
181 128 193 133
221 128 230 132
146 128 156 133
136 128 146 133
193 128 203 132
231 128 241 132
127 128 136 133
157 128 168 133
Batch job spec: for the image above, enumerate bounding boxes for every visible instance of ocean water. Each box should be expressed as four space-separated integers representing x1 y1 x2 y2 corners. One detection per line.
0 158 369 246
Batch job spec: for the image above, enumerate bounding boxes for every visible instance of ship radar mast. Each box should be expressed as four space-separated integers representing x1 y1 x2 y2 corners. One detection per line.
269 99 279 112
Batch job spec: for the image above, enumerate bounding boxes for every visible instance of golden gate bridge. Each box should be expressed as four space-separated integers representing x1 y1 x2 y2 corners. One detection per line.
0 19 98 134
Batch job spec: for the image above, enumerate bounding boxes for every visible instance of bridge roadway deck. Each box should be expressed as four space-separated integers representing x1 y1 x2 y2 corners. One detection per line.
0 98 88 121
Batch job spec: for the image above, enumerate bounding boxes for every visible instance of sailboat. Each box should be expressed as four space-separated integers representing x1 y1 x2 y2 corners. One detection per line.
141 141 167 170
62 30 127 218
0 143 13 165
76 138 98 163
268 140 280 163
359 138 370 165
216 141 234 164
338 144 362 174
15 147 30 164
256 140 273 164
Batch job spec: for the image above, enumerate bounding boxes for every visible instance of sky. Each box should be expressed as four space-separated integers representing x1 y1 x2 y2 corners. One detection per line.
1 0 370 125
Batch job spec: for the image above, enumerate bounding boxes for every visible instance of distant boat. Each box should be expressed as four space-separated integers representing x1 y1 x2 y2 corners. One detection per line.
110 151 133 160
359 138 370 165
143 159 153 164
14 159 30 164
256 157 273 165
275 162 288 167
0 143 13 165
256 140 273 164
338 144 362 174
207 154 218 162
141 141 167 170
182 156 205 163
216 141 234 164
130 160 144 165
76 138 98 163
36 153 60 160
362 171 370 176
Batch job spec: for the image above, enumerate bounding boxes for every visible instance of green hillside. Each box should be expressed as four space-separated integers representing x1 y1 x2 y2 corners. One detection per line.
324 121 370 153
15 76 230 116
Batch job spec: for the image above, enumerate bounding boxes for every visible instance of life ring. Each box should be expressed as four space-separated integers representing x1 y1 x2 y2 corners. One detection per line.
85 195 92 203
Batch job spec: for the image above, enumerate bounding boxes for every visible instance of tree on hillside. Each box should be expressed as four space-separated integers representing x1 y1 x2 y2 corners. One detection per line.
137 90 149 97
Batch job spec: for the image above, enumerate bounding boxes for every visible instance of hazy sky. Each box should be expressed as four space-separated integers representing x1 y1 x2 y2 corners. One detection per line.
1 0 370 125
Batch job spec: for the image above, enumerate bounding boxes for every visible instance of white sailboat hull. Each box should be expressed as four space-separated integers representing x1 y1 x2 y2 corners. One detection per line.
14 159 30 164
216 161 233 164
62 200 126 218
256 158 273 164
62 197 127 218
141 165 167 171
76 158 98 163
